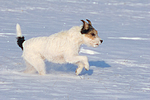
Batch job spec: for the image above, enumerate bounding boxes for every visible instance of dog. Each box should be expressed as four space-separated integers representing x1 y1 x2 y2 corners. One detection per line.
16 19 103 75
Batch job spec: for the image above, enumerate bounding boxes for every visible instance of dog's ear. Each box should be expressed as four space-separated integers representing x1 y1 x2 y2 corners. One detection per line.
81 19 94 34
81 20 89 30
86 19 92 26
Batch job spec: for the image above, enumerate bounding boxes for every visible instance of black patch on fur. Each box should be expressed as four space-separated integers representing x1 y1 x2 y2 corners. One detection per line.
81 25 94 34
17 36 25 50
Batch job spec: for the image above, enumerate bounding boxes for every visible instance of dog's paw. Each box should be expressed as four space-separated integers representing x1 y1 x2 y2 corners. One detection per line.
75 70 79 75
75 67 83 75
84 64 89 71
40 73 46 75
85 67 89 71
39 71 46 75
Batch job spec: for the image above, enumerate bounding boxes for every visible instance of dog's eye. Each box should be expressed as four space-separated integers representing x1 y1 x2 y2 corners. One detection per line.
91 33 95 36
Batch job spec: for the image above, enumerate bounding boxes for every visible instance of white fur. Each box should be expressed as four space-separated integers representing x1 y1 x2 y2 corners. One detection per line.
16 23 22 37
17 24 102 75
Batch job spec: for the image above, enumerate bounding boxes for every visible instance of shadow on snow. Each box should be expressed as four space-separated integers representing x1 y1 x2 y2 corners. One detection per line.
45 60 111 76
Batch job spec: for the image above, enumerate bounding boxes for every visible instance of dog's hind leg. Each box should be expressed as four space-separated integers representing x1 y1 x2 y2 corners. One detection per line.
24 55 46 75
32 59 46 75
24 60 36 74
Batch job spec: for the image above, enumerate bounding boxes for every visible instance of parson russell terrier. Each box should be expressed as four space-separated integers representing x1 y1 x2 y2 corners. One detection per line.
16 19 103 75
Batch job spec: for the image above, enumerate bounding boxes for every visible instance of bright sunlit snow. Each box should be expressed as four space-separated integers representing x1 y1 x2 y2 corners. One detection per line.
0 0 150 100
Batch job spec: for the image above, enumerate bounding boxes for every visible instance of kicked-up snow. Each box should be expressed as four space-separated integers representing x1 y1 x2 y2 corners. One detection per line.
0 0 150 100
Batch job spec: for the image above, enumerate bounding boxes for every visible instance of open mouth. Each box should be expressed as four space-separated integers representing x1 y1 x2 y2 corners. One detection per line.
93 44 99 47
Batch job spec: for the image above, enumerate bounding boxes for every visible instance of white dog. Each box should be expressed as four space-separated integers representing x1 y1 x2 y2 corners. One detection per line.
16 19 103 75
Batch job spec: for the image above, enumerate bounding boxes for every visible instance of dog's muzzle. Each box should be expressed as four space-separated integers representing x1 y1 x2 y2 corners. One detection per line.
100 40 103 43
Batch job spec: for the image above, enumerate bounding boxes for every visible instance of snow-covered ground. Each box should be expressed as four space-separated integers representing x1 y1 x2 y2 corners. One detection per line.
0 0 150 100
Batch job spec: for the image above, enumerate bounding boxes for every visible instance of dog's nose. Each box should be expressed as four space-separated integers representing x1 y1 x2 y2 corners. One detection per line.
100 40 103 43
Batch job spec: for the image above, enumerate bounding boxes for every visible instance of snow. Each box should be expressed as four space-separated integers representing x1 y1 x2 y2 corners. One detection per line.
0 0 150 100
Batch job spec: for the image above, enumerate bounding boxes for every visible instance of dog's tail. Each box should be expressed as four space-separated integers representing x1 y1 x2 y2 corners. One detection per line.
16 24 25 50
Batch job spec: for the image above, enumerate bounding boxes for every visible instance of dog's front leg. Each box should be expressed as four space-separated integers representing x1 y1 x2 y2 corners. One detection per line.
65 56 89 75
75 62 84 75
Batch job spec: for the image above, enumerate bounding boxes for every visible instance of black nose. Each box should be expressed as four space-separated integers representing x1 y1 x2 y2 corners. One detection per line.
100 40 103 43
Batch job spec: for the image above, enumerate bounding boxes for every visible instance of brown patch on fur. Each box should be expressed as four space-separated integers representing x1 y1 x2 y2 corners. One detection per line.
84 30 98 40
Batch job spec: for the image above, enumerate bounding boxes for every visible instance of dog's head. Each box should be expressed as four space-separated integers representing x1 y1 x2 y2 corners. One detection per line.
81 19 103 47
